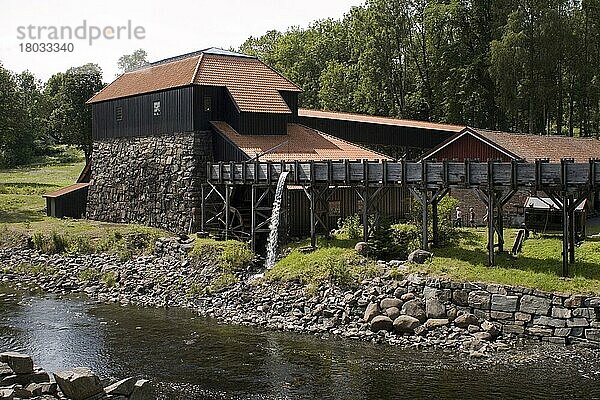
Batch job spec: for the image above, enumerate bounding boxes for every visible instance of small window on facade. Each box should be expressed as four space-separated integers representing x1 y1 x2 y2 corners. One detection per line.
153 100 161 116
203 96 212 112
115 106 123 122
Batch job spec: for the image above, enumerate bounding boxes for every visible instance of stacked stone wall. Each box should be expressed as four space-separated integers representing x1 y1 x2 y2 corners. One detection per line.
86 131 212 234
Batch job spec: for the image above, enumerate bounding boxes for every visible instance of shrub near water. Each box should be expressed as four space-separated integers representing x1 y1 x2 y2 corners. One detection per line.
29 228 162 260
266 244 379 287
188 238 253 295
190 238 254 272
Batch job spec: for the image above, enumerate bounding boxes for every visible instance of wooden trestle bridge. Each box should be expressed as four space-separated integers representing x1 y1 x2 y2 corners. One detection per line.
201 159 600 277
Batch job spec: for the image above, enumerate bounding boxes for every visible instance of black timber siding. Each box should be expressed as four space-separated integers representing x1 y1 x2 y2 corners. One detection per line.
297 116 455 151
239 112 288 135
193 86 226 131
45 187 89 219
193 85 241 132
287 186 410 237
280 91 299 122
92 87 193 139
213 129 249 162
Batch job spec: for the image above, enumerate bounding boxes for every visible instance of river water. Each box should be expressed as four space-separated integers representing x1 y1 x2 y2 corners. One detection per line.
1 286 600 399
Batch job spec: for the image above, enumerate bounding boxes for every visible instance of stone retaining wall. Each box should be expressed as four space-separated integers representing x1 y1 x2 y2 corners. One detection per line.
2 246 600 350
408 276 600 346
86 132 212 234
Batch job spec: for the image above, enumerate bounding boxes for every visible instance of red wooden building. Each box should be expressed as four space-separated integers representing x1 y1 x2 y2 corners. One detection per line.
422 127 600 225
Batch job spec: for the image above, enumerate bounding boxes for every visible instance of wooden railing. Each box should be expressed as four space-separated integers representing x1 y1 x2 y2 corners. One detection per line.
208 159 600 190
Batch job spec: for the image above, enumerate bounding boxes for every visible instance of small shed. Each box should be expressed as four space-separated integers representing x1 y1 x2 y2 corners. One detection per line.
524 196 587 236
43 183 90 219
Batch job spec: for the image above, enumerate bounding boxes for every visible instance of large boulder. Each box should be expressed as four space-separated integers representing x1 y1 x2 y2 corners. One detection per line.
1 367 50 386
385 307 401 321
0 352 33 375
130 379 152 400
354 242 369 256
425 298 446 319
363 302 380 322
54 368 104 400
401 299 426 322
481 320 501 338
408 250 432 264
105 377 137 397
380 298 402 310
424 318 450 330
393 315 421 333
454 313 479 329
369 316 394 332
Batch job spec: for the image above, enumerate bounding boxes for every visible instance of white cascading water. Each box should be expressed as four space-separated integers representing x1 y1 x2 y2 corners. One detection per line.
264 171 289 269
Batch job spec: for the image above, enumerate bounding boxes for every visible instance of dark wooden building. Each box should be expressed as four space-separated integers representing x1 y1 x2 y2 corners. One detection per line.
298 109 462 159
48 47 494 240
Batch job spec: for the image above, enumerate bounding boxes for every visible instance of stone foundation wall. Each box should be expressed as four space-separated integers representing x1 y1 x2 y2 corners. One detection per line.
404 276 600 346
86 132 212 234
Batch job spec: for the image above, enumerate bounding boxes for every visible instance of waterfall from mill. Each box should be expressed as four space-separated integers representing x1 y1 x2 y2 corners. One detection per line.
264 171 289 269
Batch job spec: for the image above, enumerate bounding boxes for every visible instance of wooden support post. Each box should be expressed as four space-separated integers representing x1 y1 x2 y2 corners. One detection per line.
200 184 205 232
309 185 317 249
560 159 570 276
362 186 369 242
569 194 576 264
432 199 439 247
487 191 495 267
496 203 504 253
562 194 569 277
422 189 429 251
363 161 369 242
487 161 495 267
224 185 230 241
251 185 257 253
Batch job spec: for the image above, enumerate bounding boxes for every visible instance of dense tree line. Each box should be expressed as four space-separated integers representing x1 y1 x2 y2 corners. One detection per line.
0 62 103 167
240 0 600 137
0 47 150 168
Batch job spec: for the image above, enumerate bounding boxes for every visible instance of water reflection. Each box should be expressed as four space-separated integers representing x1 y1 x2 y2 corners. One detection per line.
1 287 599 400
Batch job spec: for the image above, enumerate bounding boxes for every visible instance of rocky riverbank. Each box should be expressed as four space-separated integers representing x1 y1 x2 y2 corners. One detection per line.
2 242 600 358
0 352 150 400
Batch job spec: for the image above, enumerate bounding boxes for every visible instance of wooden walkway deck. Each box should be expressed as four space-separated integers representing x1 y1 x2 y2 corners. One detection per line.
208 159 600 190
203 159 600 277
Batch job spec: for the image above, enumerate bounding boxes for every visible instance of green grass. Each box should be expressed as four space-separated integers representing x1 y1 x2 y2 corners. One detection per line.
0 146 85 225
0 146 170 258
2 262 57 276
190 238 254 272
266 237 380 287
415 228 600 295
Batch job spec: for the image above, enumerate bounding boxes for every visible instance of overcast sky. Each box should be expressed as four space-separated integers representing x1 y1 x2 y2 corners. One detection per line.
2 0 363 83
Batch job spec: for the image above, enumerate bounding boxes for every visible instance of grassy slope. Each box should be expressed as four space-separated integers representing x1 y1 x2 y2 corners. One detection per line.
0 147 170 252
266 236 380 289
415 228 600 295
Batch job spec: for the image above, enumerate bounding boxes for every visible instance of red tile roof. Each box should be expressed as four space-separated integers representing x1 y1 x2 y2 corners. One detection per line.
87 49 301 114
194 55 301 113
211 121 390 162
298 109 465 132
474 128 600 162
87 56 200 103
423 127 600 162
